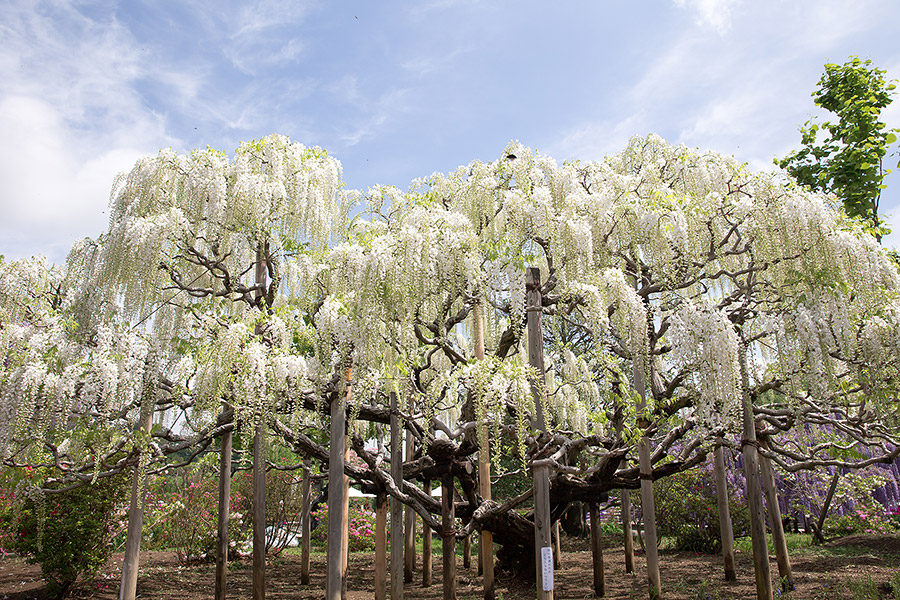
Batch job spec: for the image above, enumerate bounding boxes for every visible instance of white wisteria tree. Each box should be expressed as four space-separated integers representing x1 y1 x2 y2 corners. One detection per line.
2 134 899 600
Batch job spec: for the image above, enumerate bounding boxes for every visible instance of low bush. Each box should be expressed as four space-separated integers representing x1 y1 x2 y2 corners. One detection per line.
0 471 129 599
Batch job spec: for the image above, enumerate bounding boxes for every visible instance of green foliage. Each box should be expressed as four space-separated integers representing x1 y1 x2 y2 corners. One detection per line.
777 56 899 240
0 472 129 599
653 468 750 554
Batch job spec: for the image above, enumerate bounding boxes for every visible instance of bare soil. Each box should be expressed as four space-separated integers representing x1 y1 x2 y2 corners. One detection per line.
0 534 897 599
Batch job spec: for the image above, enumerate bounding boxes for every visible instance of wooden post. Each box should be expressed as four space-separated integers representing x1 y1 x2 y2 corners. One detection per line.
474 299 495 599
526 267 554 600
215 422 233 600
463 533 472 569
118 404 153 600
252 425 266 600
300 459 312 585
375 490 388 600
442 473 457 600
423 479 433 587
552 522 561 569
759 439 792 589
713 440 737 582
404 394 416 584
251 245 268 600
814 472 840 544
342 439 351 598
390 391 404 600
589 500 605 597
633 354 662 600
327 370 350 600
739 341 773 600
621 484 634 573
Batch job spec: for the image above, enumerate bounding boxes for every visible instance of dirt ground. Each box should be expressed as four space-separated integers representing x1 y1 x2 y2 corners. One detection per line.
0 534 898 599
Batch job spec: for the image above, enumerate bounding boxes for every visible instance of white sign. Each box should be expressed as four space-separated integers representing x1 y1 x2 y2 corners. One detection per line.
541 546 554 591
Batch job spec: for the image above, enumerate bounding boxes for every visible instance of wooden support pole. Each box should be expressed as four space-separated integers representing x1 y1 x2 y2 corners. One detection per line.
300 460 312 586
526 267 554 600
342 439 350 598
633 354 661 600
118 404 153 600
252 425 266 600
327 370 350 600
463 532 471 570
390 391 404 600
442 474 457 600
473 299 495 600
404 394 417 584
589 500 605 597
214 423 233 600
814 472 840 544
423 479 433 587
739 341 773 600
251 244 268 600
621 484 634 573
375 490 388 600
759 439 792 589
552 522 561 569
713 440 737 582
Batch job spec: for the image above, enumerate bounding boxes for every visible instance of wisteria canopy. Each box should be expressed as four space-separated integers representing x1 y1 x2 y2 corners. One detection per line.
2 133 898 569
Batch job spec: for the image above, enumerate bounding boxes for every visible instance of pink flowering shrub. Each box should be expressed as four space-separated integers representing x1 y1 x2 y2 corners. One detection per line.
310 500 379 552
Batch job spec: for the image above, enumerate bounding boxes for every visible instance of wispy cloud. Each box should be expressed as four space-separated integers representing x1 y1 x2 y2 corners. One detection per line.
672 0 742 34
0 0 174 260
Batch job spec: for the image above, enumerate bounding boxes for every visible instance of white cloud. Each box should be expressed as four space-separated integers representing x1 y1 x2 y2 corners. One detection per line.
672 0 742 34
0 96 146 261
0 1 174 262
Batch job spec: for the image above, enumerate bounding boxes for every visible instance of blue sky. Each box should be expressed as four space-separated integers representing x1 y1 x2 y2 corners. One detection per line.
2 0 900 263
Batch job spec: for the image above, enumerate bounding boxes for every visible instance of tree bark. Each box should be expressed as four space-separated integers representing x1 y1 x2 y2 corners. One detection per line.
215 424 233 600
713 440 736 582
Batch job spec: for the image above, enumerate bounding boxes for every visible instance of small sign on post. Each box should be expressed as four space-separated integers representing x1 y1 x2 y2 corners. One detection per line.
541 546 554 592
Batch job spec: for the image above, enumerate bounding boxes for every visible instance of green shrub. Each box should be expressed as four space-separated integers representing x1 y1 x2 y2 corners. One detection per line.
654 467 750 554
0 472 129 599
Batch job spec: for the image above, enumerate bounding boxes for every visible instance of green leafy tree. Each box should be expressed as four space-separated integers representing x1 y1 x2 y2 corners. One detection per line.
777 56 899 241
